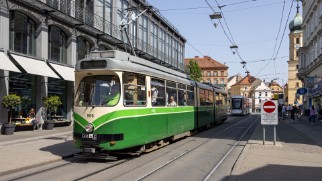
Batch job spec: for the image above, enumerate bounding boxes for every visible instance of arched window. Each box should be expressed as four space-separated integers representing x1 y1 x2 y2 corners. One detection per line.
98 45 109 51
296 82 300 88
48 26 67 63
77 36 91 60
9 11 37 55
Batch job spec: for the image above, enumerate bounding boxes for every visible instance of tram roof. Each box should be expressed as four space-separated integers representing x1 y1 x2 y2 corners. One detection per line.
76 50 194 85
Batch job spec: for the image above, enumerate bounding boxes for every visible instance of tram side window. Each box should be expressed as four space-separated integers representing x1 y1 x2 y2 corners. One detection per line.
199 89 205 106
123 72 146 106
222 94 227 106
208 90 214 105
166 81 177 106
186 85 195 106
151 78 165 106
178 84 186 106
215 93 222 106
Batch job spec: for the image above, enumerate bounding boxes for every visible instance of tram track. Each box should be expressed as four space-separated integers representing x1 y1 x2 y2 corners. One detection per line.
133 115 259 181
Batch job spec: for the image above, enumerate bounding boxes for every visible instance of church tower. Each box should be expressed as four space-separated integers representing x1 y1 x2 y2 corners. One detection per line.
287 0 303 105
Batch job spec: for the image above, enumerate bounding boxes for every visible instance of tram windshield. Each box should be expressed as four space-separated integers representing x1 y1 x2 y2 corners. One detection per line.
232 98 242 109
75 75 120 107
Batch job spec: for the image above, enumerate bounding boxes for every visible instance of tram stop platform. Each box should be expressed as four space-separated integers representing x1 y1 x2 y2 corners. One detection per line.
230 115 322 181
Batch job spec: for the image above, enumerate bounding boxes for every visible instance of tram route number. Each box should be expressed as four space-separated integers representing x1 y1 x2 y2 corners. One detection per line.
82 133 97 140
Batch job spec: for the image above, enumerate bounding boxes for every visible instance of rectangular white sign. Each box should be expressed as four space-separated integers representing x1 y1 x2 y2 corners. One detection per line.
261 100 278 125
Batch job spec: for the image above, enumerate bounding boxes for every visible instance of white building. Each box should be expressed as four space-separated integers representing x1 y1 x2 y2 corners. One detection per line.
251 81 272 112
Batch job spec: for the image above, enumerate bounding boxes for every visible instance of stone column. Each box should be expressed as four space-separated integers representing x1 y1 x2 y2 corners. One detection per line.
36 23 49 113
0 5 10 125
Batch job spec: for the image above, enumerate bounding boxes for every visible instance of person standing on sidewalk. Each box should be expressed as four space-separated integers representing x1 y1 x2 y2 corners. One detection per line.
309 105 317 124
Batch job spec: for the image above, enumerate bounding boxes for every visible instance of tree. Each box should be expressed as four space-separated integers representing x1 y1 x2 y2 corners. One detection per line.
43 95 62 115
186 59 202 82
2 94 21 124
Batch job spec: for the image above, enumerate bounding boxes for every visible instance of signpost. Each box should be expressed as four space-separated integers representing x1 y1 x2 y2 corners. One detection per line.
261 100 278 145
296 88 307 95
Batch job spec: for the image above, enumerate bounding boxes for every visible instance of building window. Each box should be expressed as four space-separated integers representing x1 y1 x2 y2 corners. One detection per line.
265 92 267 96
77 36 91 61
220 78 224 84
9 11 37 56
150 22 158 57
139 15 148 52
259 92 262 96
207 71 211 77
259 99 261 103
48 26 67 63
116 0 129 41
75 0 94 26
296 38 300 44
213 71 217 76
96 0 112 34
221 71 224 76
98 44 109 50
296 82 300 88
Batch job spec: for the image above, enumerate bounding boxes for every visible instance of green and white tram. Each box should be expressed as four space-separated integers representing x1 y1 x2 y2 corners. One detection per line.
73 50 228 158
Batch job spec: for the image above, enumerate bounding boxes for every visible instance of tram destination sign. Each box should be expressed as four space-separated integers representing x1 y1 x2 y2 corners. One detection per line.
261 100 278 125
81 60 107 69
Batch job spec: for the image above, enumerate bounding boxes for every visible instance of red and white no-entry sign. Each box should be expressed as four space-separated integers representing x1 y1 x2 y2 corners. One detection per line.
263 101 276 113
261 100 278 125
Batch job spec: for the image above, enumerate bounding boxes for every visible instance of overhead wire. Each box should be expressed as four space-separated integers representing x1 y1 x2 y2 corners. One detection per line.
255 0 294 77
271 0 286 77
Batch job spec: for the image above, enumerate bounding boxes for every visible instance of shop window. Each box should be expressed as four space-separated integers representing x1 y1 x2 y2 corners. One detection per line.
48 26 67 63
9 11 37 56
8 72 36 118
77 36 91 60
48 78 67 117
123 72 146 106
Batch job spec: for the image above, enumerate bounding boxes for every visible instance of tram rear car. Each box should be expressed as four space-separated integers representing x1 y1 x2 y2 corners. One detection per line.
73 50 228 158
230 95 250 116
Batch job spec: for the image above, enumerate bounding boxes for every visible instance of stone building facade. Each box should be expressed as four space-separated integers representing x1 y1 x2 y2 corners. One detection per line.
0 0 186 125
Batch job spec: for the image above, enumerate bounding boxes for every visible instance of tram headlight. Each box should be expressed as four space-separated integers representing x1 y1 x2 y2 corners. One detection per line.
85 123 94 133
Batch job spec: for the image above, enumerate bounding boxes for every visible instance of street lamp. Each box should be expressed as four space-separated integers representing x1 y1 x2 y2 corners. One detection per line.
209 12 222 28
230 45 238 54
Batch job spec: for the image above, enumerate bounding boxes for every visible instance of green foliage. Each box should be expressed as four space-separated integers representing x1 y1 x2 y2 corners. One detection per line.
43 96 62 113
186 59 202 82
2 94 21 124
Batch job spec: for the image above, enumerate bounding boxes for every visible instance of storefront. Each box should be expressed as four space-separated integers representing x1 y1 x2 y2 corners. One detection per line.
308 80 322 109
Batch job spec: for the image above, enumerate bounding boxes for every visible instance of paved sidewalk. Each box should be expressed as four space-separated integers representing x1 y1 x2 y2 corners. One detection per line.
230 116 322 181
0 126 81 176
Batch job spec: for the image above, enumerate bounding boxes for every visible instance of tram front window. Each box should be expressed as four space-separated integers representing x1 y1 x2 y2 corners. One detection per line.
75 76 120 107
232 98 242 109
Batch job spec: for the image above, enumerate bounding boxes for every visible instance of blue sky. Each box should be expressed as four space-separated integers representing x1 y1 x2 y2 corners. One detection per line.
148 0 298 86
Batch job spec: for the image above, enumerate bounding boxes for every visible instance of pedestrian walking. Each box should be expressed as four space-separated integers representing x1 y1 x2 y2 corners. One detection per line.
291 105 297 121
309 105 317 124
